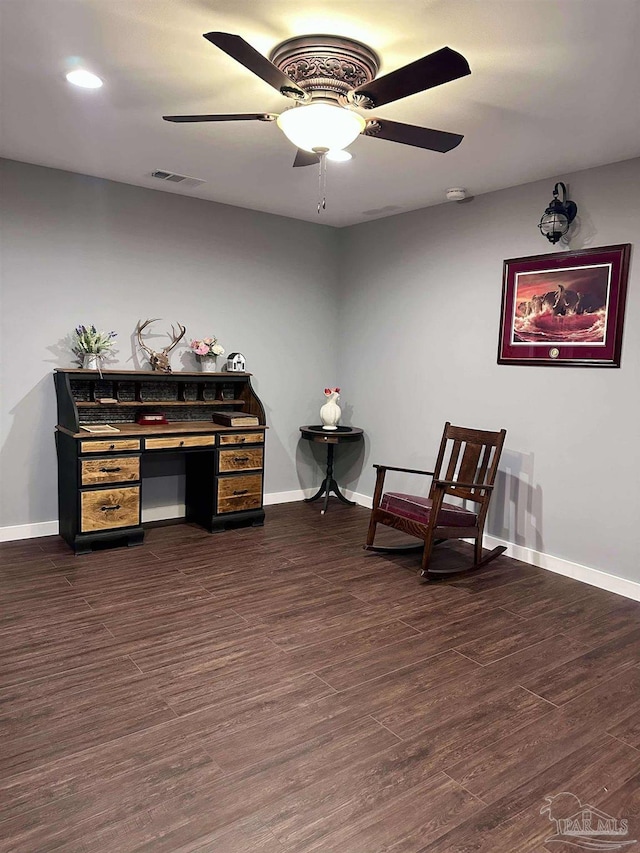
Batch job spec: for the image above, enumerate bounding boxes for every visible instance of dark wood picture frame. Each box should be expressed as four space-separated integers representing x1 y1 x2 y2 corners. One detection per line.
498 244 631 367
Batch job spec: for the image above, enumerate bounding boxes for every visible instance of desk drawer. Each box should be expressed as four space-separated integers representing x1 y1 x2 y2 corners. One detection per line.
145 435 215 451
217 474 262 514
81 456 140 486
81 439 141 454
218 448 263 473
80 486 140 532
219 432 264 446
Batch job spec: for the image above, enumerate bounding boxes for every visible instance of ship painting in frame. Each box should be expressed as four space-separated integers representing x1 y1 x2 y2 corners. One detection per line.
497 244 631 367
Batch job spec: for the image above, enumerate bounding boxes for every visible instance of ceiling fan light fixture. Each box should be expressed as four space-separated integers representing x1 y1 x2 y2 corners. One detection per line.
276 103 365 153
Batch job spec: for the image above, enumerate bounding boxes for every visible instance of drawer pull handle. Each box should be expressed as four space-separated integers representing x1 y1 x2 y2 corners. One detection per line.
238 437 246 442
100 504 121 512
109 444 116 450
232 489 249 496
234 456 250 463
179 440 185 446
99 466 121 473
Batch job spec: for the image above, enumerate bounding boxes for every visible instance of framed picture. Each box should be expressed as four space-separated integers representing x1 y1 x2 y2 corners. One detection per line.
498 244 631 367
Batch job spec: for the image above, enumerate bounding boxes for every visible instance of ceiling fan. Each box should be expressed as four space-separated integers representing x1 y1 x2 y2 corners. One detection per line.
163 32 471 167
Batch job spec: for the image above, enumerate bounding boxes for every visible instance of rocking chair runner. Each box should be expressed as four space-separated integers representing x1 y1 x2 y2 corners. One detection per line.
364 422 507 580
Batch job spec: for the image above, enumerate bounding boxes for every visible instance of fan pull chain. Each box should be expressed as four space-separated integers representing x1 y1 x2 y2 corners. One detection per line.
315 147 328 214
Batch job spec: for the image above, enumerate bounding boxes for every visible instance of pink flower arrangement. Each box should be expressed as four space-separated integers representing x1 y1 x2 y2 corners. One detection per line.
324 387 340 395
189 336 225 358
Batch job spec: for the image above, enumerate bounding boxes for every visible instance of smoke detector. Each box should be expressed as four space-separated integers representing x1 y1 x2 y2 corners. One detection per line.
445 187 467 201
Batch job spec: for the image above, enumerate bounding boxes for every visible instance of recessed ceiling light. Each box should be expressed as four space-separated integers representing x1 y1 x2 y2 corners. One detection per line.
66 69 103 89
326 150 353 163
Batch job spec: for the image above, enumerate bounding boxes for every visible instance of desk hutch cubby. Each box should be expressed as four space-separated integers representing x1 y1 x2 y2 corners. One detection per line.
54 369 267 554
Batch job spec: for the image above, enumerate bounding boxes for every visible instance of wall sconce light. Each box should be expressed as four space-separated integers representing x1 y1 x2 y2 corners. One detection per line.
538 182 578 244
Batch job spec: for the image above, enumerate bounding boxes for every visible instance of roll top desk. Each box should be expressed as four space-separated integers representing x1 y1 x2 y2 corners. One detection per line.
54 369 266 554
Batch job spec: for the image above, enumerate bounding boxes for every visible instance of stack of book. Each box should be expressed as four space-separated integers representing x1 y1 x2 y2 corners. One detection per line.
212 410 259 427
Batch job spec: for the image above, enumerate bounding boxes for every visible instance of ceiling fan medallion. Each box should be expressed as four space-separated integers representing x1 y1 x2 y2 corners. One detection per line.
269 35 379 103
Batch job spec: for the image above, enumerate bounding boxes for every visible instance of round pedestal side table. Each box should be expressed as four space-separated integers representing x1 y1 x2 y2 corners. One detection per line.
299 425 364 514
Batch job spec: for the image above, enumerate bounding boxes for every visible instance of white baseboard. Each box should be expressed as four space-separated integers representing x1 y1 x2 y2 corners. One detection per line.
350 491 373 509
264 489 310 505
4 495 639 603
141 504 186 523
265 489 373 507
483 534 640 602
0 520 59 542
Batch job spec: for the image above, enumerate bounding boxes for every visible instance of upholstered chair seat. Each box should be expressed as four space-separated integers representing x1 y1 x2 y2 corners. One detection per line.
380 493 477 527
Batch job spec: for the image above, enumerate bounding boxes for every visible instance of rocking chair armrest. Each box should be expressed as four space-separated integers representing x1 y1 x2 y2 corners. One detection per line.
371 464 434 512
373 465 435 477
433 479 495 491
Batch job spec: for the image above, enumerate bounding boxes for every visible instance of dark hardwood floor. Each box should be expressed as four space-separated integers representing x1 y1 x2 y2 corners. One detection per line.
1 502 640 853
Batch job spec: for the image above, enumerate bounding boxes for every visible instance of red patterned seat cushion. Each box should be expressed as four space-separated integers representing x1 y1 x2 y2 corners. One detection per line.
379 492 477 527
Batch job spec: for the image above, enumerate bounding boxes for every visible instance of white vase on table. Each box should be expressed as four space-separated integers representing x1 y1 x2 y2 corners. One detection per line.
320 389 341 430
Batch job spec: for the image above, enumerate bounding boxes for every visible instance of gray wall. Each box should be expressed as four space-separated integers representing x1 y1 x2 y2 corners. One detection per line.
336 157 640 582
0 159 340 528
2 156 639 585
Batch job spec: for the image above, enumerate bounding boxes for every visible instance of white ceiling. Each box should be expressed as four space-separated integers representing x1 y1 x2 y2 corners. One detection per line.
2 0 639 227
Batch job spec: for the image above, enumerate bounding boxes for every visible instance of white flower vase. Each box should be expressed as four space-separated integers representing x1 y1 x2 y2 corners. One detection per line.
198 356 218 373
320 392 341 430
82 354 100 370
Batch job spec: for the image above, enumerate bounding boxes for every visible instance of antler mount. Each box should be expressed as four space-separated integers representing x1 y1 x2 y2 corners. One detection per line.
136 319 186 373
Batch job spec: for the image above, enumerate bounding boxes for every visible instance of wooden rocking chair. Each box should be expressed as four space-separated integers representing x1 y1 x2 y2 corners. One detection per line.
364 422 507 580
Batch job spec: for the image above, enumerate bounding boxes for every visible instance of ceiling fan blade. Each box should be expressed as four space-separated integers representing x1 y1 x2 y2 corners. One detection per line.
292 149 320 168
203 32 307 100
365 118 463 152
351 47 470 108
163 113 277 123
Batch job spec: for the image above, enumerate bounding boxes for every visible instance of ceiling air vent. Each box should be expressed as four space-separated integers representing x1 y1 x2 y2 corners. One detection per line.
150 170 205 189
